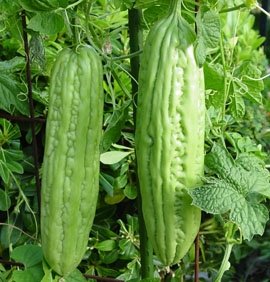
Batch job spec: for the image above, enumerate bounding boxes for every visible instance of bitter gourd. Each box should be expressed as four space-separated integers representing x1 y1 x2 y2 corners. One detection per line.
135 0 205 266
41 46 103 276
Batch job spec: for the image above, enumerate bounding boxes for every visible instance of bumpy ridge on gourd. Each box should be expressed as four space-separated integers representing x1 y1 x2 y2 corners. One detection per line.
135 4 205 266
41 46 103 276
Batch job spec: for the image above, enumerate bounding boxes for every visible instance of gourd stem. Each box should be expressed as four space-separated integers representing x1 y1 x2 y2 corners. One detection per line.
72 5 80 46
128 6 154 279
169 0 182 14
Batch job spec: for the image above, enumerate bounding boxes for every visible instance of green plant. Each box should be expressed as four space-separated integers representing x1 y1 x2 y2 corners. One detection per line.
40 46 104 277
0 0 269 281
18 0 69 12
135 0 205 266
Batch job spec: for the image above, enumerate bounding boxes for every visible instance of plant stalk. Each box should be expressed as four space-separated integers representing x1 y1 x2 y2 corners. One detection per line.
128 7 154 279
214 243 234 282
170 0 182 14
194 233 200 282
219 4 245 13
21 11 41 214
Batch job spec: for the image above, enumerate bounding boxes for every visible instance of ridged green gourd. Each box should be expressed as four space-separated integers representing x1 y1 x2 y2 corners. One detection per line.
135 0 205 266
41 46 103 276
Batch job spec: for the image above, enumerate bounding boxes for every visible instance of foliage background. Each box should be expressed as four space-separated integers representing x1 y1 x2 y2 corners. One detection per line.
0 0 270 281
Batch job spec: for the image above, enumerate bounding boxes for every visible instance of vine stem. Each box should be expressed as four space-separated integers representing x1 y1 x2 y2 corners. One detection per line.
0 111 45 123
219 2 270 16
128 7 154 279
219 4 245 13
0 223 37 240
255 3 270 17
194 233 200 282
21 11 41 214
193 2 200 280
66 0 84 9
72 4 80 46
214 243 234 282
219 28 228 124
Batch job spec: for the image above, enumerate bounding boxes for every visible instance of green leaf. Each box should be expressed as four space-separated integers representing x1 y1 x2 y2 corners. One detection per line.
19 0 68 12
100 151 133 165
118 239 138 260
195 8 220 65
204 63 224 91
4 149 24 160
0 57 25 73
64 269 87 282
191 179 237 214
0 148 24 183
126 215 138 235
113 0 134 9
48 0 69 8
114 174 128 189
12 265 44 282
11 245 43 268
6 160 24 174
199 10 220 49
206 144 270 196
95 266 119 278
208 90 225 109
230 92 245 119
225 133 266 160
234 62 264 104
99 249 119 264
0 162 10 183
40 264 54 282
91 224 118 240
205 144 234 174
105 189 125 205
95 240 117 252
117 258 140 281
194 38 206 66
0 189 11 211
230 201 268 241
143 4 169 26
101 102 130 152
124 184 137 200
0 119 22 141
27 12 65 35
0 217 22 249
235 154 270 198
190 143 270 240
99 172 114 196
29 33 45 69
19 0 52 12
0 74 29 115
0 0 21 15
191 180 269 241
135 0 168 9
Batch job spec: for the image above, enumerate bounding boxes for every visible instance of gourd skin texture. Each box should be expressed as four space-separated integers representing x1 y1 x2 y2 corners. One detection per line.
135 5 205 266
41 46 103 276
